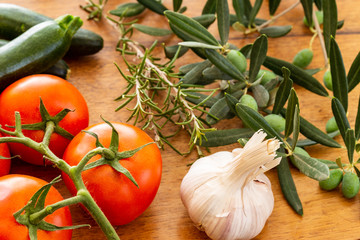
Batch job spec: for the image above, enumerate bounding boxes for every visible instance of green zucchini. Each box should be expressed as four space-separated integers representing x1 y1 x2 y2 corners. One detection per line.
0 3 103 56
0 39 70 79
0 15 82 91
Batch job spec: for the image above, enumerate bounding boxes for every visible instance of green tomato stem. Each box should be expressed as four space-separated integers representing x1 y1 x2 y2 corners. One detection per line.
42 121 55 147
29 195 84 225
75 147 104 173
0 112 121 239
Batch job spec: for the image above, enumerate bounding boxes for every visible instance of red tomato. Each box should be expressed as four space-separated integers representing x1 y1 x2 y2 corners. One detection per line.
0 133 11 177
0 74 89 165
62 122 162 225
0 174 73 240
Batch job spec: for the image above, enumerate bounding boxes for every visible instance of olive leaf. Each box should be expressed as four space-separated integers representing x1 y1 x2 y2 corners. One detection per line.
248 0 263 27
296 131 339 147
199 128 254 147
355 97 360 140
300 0 313 28
330 37 348 111
181 59 212 84
225 92 239 113
206 97 233 124
291 105 300 150
347 51 360 92
331 97 351 142
109 3 146 17
263 56 328 96
280 108 341 148
272 67 293 114
173 0 182 12
207 90 243 124
314 0 322 10
285 89 299 139
193 14 217 28
169 22 206 59
179 61 204 74
345 129 355 164
185 92 218 108
202 66 232 81
202 0 216 14
164 10 219 46
317 158 343 169
304 68 321 75
292 153 330 181
233 0 252 25
164 44 189 59
204 49 246 81
137 0 168 15
249 34 268 83
277 154 303 215
269 0 281 16
323 0 338 55
216 0 230 45
337 19 344 29
179 41 222 49
235 103 283 140
251 84 269 108
133 24 172 36
259 25 292 38
240 43 252 58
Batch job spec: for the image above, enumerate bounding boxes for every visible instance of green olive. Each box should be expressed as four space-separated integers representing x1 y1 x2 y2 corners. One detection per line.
292 48 313 69
342 172 360 198
323 70 333 91
325 116 338 133
239 94 258 112
303 10 324 27
227 49 247 73
264 114 286 133
319 169 343 191
257 69 277 85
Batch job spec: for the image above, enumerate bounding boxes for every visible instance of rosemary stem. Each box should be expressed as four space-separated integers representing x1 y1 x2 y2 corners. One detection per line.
127 41 200 142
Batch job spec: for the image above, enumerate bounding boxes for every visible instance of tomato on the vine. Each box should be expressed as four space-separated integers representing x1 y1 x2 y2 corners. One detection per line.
0 174 73 239
0 74 89 165
0 133 11 177
61 122 162 226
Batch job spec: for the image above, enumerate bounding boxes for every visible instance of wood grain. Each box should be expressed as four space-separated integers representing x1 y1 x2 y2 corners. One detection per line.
2 0 360 239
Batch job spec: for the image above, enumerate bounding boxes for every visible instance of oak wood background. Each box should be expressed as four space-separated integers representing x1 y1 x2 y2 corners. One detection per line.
2 0 360 239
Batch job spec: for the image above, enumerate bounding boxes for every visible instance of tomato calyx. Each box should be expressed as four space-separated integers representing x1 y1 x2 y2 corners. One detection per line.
13 176 89 239
7 98 74 141
81 118 154 188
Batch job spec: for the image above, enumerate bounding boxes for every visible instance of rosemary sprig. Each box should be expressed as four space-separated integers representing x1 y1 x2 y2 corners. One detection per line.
80 0 108 21
107 15 217 154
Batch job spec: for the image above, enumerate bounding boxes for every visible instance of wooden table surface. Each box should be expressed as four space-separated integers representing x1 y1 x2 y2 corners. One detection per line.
2 0 360 239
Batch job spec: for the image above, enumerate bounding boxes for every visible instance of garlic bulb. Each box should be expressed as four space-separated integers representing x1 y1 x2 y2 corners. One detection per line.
180 130 281 240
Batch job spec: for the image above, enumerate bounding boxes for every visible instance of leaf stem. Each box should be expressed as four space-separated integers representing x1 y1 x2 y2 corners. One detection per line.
312 6 328 68
256 1 301 30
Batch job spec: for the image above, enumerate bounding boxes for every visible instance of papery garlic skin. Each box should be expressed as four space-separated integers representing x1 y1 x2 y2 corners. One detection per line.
180 130 281 240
